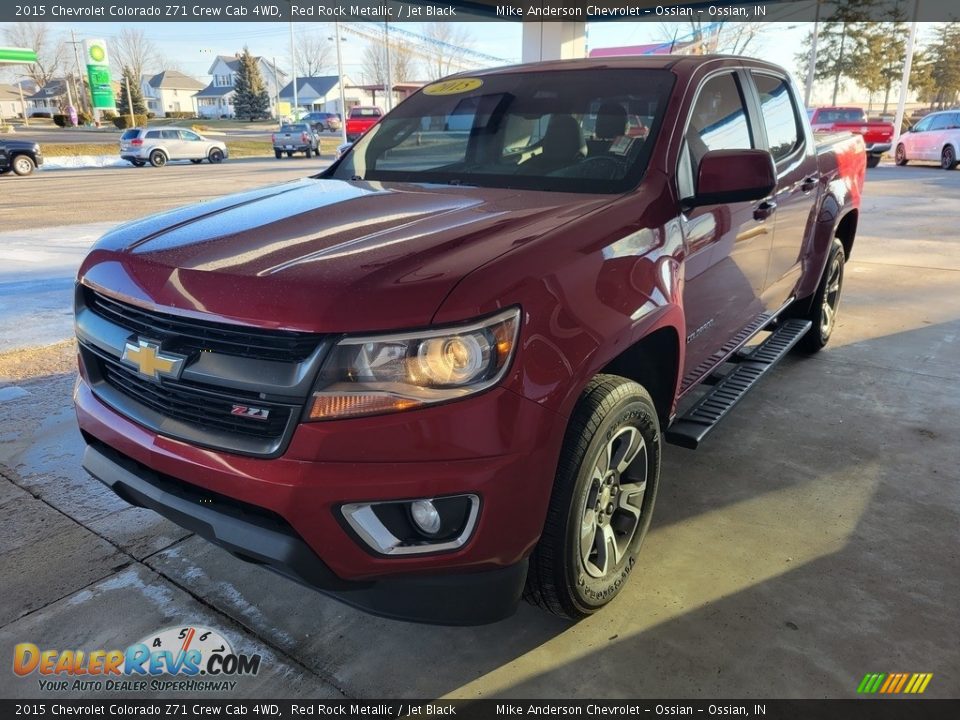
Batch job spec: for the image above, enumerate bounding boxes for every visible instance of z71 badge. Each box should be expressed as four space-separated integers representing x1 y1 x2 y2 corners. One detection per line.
230 405 270 421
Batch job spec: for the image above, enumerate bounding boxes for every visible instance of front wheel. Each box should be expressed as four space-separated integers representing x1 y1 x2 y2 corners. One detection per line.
794 238 845 354
866 154 881 169
941 145 957 170
525 375 661 619
12 154 35 176
895 144 908 166
208 148 225 164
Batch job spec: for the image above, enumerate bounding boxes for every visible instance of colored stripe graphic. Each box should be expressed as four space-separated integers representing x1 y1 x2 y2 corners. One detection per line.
858 672 932 694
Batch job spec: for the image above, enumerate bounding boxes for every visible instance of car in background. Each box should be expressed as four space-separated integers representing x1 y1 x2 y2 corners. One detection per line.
119 127 227 168
272 123 319 158
345 106 383 141
0 138 43 176
808 106 894 168
302 112 342 132
894 109 960 169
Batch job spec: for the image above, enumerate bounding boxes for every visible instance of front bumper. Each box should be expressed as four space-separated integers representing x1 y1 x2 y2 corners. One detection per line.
75 375 564 624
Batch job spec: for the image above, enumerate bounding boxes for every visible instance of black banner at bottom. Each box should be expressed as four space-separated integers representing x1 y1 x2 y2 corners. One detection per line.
3 699 958 720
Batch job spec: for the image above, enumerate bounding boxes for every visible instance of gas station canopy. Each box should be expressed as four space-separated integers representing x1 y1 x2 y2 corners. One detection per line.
0 47 38 64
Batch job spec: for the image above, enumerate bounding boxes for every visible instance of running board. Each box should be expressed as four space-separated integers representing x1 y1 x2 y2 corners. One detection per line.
665 319 812 449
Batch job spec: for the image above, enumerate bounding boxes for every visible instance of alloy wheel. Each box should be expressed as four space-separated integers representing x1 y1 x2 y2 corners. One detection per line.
821 254 843 341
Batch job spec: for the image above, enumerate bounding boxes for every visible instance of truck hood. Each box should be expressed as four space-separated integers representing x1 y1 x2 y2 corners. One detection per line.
80 178 611 332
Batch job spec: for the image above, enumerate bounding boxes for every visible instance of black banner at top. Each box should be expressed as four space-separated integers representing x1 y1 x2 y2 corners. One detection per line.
2 0 959 23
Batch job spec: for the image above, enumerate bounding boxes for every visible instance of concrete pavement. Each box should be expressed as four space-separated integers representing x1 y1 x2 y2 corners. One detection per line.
0 163 957 699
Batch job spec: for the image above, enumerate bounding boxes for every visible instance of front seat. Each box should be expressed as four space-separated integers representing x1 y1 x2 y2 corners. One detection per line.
588 102 628 156
520 114 585 174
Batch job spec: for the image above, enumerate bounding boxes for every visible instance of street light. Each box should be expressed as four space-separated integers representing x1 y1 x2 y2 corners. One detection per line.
334 22 348 145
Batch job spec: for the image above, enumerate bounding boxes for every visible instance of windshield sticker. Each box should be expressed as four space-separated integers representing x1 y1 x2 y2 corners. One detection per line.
423 78 484 96
609 136 636 156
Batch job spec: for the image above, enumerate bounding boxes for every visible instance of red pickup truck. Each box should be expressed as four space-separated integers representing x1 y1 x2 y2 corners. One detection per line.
75 56 865 625
345 106 382 142
808 106 893 167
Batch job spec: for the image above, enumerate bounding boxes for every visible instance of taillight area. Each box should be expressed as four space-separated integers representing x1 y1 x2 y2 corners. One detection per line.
131 139 143 147
301 132 309 142
271 134 276 143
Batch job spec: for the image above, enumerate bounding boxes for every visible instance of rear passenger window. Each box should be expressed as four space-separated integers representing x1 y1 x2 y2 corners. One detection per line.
145 131 160 139
687 73 753 169
752 74 802 161
161 130 179 140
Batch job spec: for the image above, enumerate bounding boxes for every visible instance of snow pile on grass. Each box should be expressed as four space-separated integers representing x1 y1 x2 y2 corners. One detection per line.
42 155 127 170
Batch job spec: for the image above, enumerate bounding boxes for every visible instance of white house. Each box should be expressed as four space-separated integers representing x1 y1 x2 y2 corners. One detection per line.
195 55 286 119
27 79 68 116
0 84 24 121
142 70 205 116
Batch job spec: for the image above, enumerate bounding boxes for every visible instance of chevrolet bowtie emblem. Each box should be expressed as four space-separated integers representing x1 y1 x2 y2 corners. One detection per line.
121 339 186 382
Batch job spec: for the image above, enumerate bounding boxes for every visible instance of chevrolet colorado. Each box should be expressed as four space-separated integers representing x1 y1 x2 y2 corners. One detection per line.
75 56 866 625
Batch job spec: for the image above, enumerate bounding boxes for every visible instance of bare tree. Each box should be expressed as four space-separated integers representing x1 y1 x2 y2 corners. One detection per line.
420 22 475 80
2 22 66 87
294 31 333 77
658 21 765 55
361 39 417 86
111 28 160 83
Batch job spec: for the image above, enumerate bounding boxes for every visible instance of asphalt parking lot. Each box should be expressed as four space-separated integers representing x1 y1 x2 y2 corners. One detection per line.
0 162 958 699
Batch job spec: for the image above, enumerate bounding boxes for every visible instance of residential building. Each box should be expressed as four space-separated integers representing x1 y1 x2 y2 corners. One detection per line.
0 84 24 121
27 79 68 115
141 70 205 116
195 55 286 119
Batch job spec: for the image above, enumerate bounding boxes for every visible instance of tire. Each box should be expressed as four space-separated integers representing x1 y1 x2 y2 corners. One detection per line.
941 145 957 170
130 160 146 167
11 154 35 176
866 154 881 169
524 375 661 620
895 143 908 166
274 150 282 159
190 159 203 164
208 148 224 164
149 150 167 168
794 238 845 354
286 151 294 158
305 147 313 158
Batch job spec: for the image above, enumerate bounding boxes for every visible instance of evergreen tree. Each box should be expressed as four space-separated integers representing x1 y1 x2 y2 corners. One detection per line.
117 65 147 117
925 22 960 109
232 47 270 121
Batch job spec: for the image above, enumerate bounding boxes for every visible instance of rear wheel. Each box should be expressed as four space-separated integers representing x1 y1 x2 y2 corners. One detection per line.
525 375 660 619
866 154 881 169
895 143 908 166
208 148 224 164
941 145 957 170
12 154 35 176
794 238 845 354
286 151 294 158
149 150 167 168
130 160 146 167
274 149 282 159
305 147 313 158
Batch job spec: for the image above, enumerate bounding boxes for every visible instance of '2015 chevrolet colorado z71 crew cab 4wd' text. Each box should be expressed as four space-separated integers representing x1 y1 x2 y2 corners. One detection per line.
75 56 866 624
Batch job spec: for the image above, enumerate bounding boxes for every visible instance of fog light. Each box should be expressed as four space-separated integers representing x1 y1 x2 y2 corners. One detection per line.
410 499 442 536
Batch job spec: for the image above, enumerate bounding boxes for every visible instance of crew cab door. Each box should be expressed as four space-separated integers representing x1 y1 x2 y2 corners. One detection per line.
678 70 774 388
748 72 818 311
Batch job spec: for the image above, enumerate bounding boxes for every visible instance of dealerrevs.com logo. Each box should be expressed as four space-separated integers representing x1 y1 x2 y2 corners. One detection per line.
13 626 262 693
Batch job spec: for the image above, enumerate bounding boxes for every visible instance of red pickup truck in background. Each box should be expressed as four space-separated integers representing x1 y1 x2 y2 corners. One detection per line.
808 106 893 167
345 106 383 141
75 56 866 625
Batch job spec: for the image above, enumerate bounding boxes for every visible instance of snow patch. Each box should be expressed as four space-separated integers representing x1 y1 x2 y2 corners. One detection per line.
42 154 128 170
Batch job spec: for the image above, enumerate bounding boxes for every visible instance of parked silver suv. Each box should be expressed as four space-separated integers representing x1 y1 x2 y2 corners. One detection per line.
119 127 228 167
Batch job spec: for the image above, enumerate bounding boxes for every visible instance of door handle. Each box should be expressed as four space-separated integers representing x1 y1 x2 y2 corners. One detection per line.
753 201 777 221
801 176 818 192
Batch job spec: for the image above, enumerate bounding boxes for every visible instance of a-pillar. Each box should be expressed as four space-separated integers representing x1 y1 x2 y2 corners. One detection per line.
521 21 587 62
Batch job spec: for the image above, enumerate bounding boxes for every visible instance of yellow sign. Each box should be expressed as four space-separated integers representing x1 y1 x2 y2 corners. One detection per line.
423 78 483 96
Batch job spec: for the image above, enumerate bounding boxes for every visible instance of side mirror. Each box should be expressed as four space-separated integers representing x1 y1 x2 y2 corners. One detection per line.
335 142 353 160
688 149 777 207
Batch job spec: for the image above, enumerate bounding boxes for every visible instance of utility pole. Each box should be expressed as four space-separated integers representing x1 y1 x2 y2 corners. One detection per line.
804 0 821 108
69 30 92 114
125 73 135 127
892 0 920 150
384 19 393 112
334 22 348 144
288 18 298 119
273 55 280 123
18 82 29 126
65 80 75 126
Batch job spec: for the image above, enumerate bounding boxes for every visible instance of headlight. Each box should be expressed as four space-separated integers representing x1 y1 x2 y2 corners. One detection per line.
307 307 521 420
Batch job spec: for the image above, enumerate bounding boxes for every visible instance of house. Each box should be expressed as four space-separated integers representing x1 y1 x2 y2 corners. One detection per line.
0 84 24 121
279 76 343 115
27 79 69 116
195 55 286 119
145 70 205 116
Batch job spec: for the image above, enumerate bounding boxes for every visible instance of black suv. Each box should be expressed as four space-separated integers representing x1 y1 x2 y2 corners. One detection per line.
0 138 43 176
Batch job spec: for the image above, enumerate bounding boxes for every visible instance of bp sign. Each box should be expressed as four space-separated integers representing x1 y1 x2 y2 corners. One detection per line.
83 39 116 110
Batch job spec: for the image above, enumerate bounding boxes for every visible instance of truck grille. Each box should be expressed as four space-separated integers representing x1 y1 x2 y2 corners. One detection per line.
96 349 291 442
85 288 321 363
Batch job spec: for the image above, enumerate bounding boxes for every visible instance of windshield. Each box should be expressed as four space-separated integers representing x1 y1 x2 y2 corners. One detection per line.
330 68 674 194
